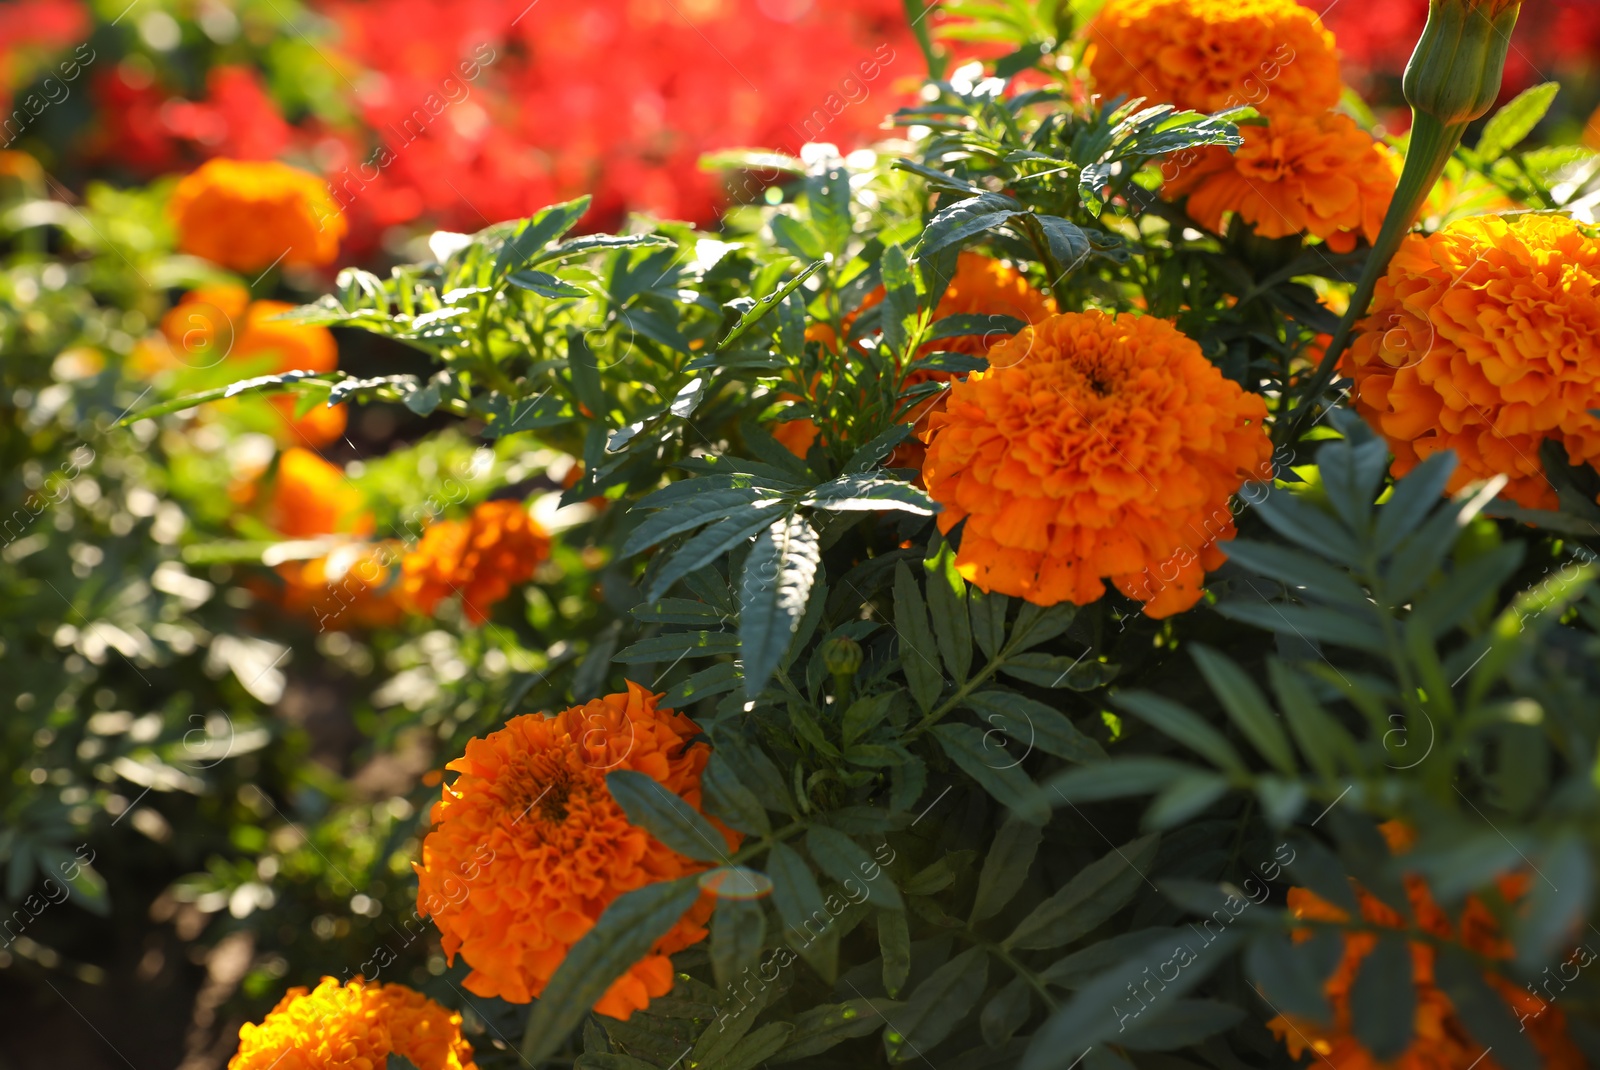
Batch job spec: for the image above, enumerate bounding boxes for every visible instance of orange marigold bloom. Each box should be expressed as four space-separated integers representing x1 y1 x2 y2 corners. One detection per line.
1087 0 1342 120
170 158 345 273
1269 823 1583 1069
401 500 551 624
414 683 737 1017
922 311 1272 618
1165 113 1398 254
150 286 348 445
268 447 373 539
229 976 477 1070
1344 213 1600 510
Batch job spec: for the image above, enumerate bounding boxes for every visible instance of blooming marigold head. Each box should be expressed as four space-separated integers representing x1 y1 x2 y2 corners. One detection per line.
267 447 373 539
1087 0 1342 120
415 682 737 1017
1344 213 1600 511
170 158 345 273
400 500 551 624
922 310 1272 618
1165 112 1398 254
228 976 477 1070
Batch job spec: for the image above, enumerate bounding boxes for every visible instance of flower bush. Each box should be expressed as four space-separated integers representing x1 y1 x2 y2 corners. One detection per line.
10 1 1600 1069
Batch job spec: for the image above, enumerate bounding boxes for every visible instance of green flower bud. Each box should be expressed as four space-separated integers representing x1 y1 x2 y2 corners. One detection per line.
1402 0 1523 126
822 636 863 678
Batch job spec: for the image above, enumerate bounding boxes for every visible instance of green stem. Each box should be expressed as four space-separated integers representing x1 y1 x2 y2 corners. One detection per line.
1274 115 1469 450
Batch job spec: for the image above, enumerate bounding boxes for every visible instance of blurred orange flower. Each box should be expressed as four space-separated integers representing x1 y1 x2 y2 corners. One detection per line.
922 310 1272 617
774 253 1055 457
170 158 345 273
1269 822 1584 1069
401 500 551 624
415 682 736 1018
276 541 407 631
1166 112 1398 253
1344 213 1600 510
229 976 477 1070
1087 0 1342 120
267 447 372 539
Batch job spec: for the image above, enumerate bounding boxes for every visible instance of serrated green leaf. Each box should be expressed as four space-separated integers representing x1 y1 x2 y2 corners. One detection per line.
933 724 1050 825
1477 82 1559 160
740 514 821 697
964 691 1105 764
887 946 989 1063
806 827 902 909
701 753 770 836
520 877 702 1061
925 542 973 684
879 909 911 997
1191 646 1296 775
606 770 730 863
774 998 903 1063
712 896 766 988
1349 932 1415 1059
1113 691 1247 775
894 563 945 713
767 842 839 981
1004 834 1159 950
970 815 1042 923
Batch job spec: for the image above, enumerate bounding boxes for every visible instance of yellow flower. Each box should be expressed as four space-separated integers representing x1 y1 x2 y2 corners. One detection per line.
170 159 344 273
1344 213 1600 510
229 976 477 1070
1087 0 1342 120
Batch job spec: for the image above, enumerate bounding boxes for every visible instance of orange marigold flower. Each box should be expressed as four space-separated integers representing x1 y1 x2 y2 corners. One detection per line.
1087 0 1342 120
268 447 372 539
401 500 551 624
1343 213 1600 510
922 310 1272 618
414 682 738 1017
1268 823 1583 1069
170 158 345 273
229 976 477 1070
1165 113 1398 254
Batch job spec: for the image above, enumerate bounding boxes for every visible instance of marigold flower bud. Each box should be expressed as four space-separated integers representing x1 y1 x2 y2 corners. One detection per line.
823 636 863 677
1402 0 1522 127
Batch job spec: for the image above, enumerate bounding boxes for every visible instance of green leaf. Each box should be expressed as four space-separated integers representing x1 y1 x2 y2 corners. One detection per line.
613 630 741 665
1250 490 1360 565
1219 540 1371 609
803 475 936 515
879 909 912 997
712 896 766 988
494 197 591 279
970 815 1043 923
805 826 902 910
1213 601 1388 655
767 842 839 981
1244 930 1332 1026
1269 659 1358 780
1433 947 1542 1070
964 692 1105 764
1191 646 1296 775
1513 835 1593 974
567 330 606 417
1004 834 1159 950
1044 759 1195 804
1374 451 1456 555
1349 932 1415 1059
1020 930 1242 1067
701 753 771 836
1477 82 1559 160
998 652 1102 689
969 588 1008 660
520 877 702 1061
886 946 990 1063
717 260 826 351
927 313 1027 342
1009 602 1078 649
894 563 945 713
1145 773 1231 829
606 770 730 863
842 692 897 747
933 723 1050 825
647 511 782 601
1113 692 1247 775
740 514 822 697
925 543 973 684
531 232 673 267
1119 999 1244 1051
661 661 742 708
723 1022 796 1070
980 976 1033 1047
508 270 589 299
774 999 903 1063
915 192 1025 260
881 243 921 354
119 370 331 424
